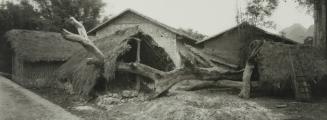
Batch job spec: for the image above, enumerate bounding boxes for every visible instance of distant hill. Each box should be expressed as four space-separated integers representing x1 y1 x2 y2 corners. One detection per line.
280 23 308 43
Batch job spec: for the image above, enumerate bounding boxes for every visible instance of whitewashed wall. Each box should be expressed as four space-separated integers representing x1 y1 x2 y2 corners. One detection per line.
94 13 181 67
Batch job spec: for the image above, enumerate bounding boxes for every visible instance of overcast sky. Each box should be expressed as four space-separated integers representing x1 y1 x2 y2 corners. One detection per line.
102 0 313 36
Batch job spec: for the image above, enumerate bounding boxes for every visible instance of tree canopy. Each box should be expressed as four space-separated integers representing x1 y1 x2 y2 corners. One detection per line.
0 0 106 73
237 0 314 28
34 0 105 32
177 28 207 40
0 0 42 36
0 0 105 36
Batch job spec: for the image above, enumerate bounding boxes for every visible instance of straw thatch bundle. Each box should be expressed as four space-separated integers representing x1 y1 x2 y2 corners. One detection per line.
57 27 174 96
256 41 327 96
5 29 82 62
4 30 84 88
179 44 239 70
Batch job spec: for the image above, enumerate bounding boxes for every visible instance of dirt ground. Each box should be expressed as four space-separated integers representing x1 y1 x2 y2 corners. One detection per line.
31 84 327 120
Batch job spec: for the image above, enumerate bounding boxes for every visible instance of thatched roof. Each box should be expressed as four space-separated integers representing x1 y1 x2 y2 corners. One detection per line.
179 44 238 70
87 9 198 43
197 22 298 45
5 29 82 62
57 26 174 96
256 41 327 96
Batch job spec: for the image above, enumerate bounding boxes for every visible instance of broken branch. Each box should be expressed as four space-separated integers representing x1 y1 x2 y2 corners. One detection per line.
61 17 105 63
116 62 243 99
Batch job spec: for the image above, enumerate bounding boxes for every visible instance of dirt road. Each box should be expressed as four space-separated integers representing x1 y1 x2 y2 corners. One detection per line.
0 76 80 120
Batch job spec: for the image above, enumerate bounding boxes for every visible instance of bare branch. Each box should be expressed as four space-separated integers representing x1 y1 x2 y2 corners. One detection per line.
61 17 105 63
68 17 88 38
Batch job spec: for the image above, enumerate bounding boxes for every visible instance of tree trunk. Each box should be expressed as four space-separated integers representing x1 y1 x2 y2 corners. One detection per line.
117 62 243 99
314 0 327 56
61 17 246 100
135 38 141 92
238 62 254 98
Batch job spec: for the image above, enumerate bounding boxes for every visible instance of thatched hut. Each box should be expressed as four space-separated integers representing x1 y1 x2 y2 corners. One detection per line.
5 29 82 88
57 27 175 96
196 22 298 70
180 37 327 99
256 41 327 98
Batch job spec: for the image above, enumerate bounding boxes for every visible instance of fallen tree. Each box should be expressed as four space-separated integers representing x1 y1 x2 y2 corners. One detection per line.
60 17 258 99
117 62 243 98
61 18 327 101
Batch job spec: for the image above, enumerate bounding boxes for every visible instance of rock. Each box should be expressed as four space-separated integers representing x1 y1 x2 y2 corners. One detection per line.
120 99 127 103
122 90 138 98
101 97 120 105
73 106 98 111
112 93 120 98
96 95 122 110
102 93 113 97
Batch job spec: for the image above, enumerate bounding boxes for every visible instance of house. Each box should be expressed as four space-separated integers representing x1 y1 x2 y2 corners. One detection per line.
5 29 82 88
196 22 297 69
87 9 197 68
57 27 175 96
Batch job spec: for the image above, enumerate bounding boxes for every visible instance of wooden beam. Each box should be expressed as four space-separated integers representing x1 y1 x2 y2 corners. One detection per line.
135 38 142 92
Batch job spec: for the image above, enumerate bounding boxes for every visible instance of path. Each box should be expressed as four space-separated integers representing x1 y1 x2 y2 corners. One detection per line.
0 76 80 120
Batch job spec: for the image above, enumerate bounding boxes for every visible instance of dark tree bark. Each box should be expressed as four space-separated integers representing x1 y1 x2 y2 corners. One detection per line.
314 0 327 56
